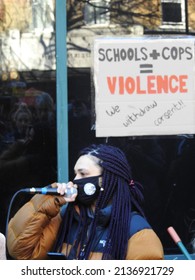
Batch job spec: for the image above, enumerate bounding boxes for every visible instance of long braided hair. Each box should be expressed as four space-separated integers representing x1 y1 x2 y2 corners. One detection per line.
54 144 145 259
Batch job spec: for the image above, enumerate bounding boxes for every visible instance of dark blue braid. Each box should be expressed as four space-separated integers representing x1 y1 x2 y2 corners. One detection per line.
79 144 145 259
54 203 89 258
53 203 75 253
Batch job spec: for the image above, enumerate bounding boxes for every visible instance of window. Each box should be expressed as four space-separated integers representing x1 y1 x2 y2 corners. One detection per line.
161 0 185 28
84 0 110 26
31 0 54 31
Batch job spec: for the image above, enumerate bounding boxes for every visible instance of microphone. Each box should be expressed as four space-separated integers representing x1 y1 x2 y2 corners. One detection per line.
23 186 58 195
20 185 77 197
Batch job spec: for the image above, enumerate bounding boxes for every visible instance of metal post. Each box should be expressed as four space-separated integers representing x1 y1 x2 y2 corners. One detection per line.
55 0 69 182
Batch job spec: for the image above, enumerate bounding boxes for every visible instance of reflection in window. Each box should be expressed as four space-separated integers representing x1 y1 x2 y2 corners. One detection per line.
84 0 110 25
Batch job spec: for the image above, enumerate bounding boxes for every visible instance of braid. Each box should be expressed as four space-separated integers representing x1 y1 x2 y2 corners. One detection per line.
102 178 131 259
53 203 75 253
79 144 145 259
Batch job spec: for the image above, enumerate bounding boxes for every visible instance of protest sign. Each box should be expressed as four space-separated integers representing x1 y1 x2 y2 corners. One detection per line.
93 36 195 136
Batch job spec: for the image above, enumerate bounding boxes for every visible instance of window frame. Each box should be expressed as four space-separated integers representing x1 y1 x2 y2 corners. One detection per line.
160 0 186 29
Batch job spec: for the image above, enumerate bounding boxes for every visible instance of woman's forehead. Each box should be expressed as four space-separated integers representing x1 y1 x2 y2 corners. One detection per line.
74 155 100 171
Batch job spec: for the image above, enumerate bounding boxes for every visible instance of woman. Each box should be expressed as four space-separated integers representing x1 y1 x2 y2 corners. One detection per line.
7 144 164 260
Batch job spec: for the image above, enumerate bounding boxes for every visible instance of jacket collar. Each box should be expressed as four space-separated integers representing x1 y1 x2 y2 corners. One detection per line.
73 204 112 227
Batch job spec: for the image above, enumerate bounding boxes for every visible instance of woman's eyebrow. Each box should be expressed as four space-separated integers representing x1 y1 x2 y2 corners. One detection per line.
74 168 87 174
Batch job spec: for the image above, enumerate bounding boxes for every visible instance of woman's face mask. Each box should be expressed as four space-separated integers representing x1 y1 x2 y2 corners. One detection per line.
73 175 102 206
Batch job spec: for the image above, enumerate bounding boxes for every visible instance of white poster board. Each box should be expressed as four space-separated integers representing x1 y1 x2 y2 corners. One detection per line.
93 36 195 137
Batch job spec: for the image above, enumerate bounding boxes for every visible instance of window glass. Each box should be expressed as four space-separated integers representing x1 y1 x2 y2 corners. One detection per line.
162 3 182 23
31 0 54 31
84 0 110 25
161 0 185 28
0 0 57 234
